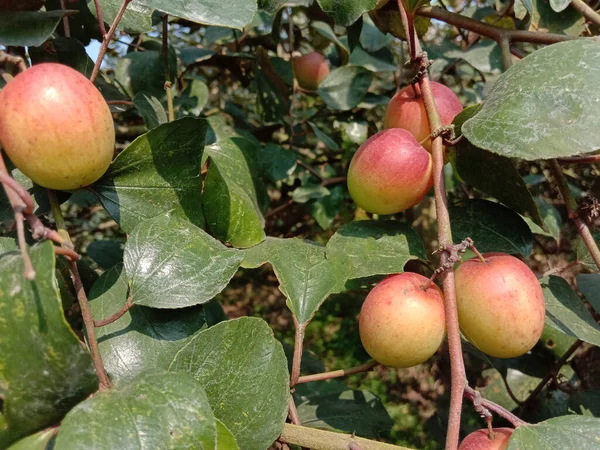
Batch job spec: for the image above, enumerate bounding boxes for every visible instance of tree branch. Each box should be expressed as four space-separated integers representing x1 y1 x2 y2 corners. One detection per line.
464 386 528 427
94 292 134 327
557 154 600 164
397 3 466 449
162 14 175 122
90 0 133 83
571 0 600 27
296 360 378 384
280 424 413 450
92 0 108 36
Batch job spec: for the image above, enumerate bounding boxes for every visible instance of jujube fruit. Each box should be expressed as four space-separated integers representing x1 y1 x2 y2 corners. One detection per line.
292 52 330 91
0 63 115 190
384 81 463 152
454 253 545 358
347 128 433 214
359 272 446 368
459 428 513 450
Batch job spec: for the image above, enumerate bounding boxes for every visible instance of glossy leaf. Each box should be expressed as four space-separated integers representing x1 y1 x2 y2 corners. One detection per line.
90 265 226 385
132 92 168 130
507 416 600 449
480 368 541 410
326 220 427 280
0 10 73 47
0 242 98 448
311 185 345 230
86 240 124 270
309 122 340 151
256 143 297 182
176 78 210 116
549 0 572 12
449 199 533 256
529 0 585 35
523 197 562 240
243 238 348 324
94 117 207 233
124 214 242 309
115 49 176 100
349 46 397 72
140 0 257 29
318 66 373 111
462 40 600 160
452 106 543 226
92 0 153 33
6 429 55 450
316 0 378 26
216 419 239 450
359 13 393 52
311 21 349 62
446 40 502 74
54 372 217 450
542 275 600 347
294 380 393 438
577 273 600 313
169 317 289 450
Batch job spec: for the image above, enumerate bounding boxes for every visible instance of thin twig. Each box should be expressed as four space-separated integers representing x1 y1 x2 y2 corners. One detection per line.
571 0 600 27
290 317 305 388
464 386 528 427
162 14 175 122
94 292 134 327
320 176 347 187
59 0 71 37
397 3 466 449
92 0 108 36
90 0 133 84
0 50 27 73
106 100 134 106
48 190 111 390
557 154 600 164
519 340 584 414
296 360 378 384
548 160 600 270
288 394 302 425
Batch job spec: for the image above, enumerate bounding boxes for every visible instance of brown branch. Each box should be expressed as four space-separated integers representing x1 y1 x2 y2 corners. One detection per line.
397 3 466 449
417 6 575 44
288 394 302 425
92 0 108 36
290 317 305 388
549 160 600 270
571 0 600 27
94 293 134 327
280 424 413 450
0 50 27 73
519 339 584 414
464 386 528 427
59 0 71 37
321 176 347 187
296 360 378 384
48 190 111 390
106 100 134 106
162 14 175 122
90 0 133 83
557 154 600 164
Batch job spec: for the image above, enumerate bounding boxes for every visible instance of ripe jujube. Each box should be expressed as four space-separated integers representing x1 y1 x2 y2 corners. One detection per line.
292 52 330 91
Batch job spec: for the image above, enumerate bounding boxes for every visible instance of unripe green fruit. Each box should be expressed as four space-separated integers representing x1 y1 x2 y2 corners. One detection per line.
455 253 545 358
459 428 513 450
347 128 433 214
384 81 463 152
359 272 446 368
292 52 330 91
0 63 115 190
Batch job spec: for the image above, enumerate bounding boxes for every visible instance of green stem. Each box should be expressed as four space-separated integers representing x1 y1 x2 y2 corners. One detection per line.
47 190 112 390
280 424 413 450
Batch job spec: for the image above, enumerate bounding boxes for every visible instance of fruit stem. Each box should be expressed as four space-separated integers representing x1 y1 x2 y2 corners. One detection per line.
93 289 134 327
571 0 600 28
470 245 487 264
162 14 176 122
464 386 528 427
47 190 112 390
59 0 71 38
91 0 108 37
396 4 466 449
296 360 378 384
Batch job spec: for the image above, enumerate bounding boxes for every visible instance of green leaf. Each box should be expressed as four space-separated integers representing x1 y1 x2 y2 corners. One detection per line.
445 40 502 74
6 429 55 450
462 40 600 160
541 275 600 347
309 122 340 151
402 0 430 13
216 419 240 450
54 372 217 449
292 185 331 203
349 46 397 72
452 106 542 226
326 220 427 280
176 78 210 116
530 0 585 35
91 0 153 33
132 92 168 129
294 380 393 438
203 130 267 248
359 13 393 52
94 117 207 233
449 199 533 256
255 46 289 123
549 0 572 12
179 47 216 65
29 37 93 77
86 240 124 269
90 264 225 385
576 273 600 313
316 0 378 26
243 238 348 324
115 49 177 100
523 197 562 240
256 143 297 181
0 237 17 253
318 66 373 111
311 21 349 61
0 10 74 47
140 0 257 29
311 185 345 230
576 231 600 269
169 317 289 450
479 368 541 410
507 416 600 449
0 242 98 448
124 214 243 309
